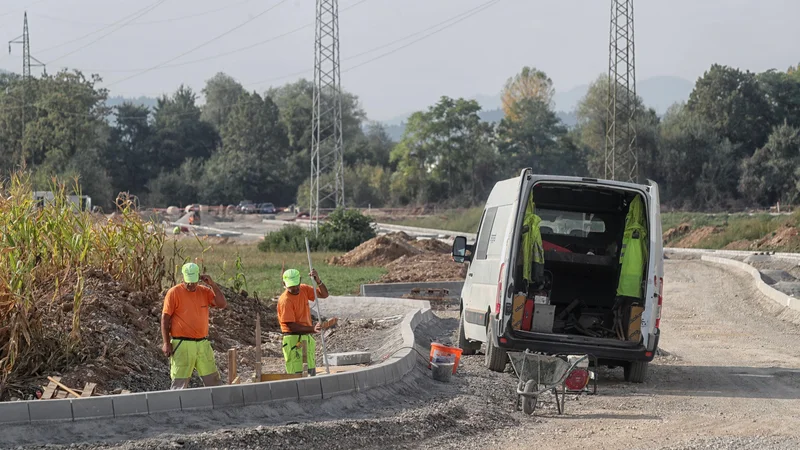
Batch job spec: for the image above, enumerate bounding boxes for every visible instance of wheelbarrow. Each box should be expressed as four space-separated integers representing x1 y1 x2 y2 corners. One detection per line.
508 350 594 415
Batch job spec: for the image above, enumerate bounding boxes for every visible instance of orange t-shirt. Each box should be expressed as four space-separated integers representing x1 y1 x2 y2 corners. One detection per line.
277 285 318 333
162 284 216 339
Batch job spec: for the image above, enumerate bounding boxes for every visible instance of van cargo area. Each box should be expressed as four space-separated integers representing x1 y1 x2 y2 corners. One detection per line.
509 183 648 347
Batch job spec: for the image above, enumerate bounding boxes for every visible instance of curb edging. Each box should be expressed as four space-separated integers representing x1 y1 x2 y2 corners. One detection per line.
0 297 432 425
700 255 800 312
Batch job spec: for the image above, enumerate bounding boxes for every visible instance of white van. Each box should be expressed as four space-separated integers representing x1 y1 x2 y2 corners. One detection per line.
452 170 663 383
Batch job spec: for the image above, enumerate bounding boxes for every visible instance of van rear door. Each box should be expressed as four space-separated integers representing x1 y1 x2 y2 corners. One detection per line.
463 169 528 341
642 180 664 351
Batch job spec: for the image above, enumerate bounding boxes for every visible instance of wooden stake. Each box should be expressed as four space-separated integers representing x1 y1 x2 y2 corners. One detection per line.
47 376 81 399
227 349 237 385
254 294 262 382
81 382 96 398
299 341 308 377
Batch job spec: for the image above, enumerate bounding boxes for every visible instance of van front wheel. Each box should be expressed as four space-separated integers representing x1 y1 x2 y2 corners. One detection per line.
624 361 649 383
484 325 507 372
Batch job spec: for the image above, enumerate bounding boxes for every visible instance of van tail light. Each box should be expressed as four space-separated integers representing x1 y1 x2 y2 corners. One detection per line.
655 276 663 329
495 263 506 314
565 368 590 391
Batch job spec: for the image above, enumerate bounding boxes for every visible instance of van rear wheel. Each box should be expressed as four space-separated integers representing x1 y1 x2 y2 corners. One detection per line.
457 314 480 355
484 324 507 372
624 361 649 383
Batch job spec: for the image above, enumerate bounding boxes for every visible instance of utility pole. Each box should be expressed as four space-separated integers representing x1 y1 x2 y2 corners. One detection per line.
9 12 46 167
310 0 345 233
605 0 638 183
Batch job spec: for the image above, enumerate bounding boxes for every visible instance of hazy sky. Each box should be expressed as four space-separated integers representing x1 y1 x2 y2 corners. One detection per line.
0 0 797 120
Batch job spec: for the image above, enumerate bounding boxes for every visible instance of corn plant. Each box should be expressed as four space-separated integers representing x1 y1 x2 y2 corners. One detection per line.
0 173 170 392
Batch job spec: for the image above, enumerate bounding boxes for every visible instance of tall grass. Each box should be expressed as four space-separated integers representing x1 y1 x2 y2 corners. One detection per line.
0 174 168 389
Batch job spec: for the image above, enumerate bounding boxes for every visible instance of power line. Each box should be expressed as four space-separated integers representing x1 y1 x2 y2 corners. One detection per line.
37 0 168 55
245 0 501 87
46 0 168 65
0 0 501 121
30 0 258 27
53 0 372 74
104 0 291 88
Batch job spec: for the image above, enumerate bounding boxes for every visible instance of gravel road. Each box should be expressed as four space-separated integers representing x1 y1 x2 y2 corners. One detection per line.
6 260 800 450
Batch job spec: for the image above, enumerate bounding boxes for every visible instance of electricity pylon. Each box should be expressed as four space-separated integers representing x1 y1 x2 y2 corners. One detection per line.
310 0 345 232
605 0 638 183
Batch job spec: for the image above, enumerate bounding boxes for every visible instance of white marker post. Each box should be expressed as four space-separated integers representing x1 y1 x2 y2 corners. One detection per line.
305 237 330 375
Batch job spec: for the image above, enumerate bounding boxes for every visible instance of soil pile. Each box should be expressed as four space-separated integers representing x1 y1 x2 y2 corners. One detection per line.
670 226 721 248
331 233 461 282
8 272 280 400
752 225 800 252
662 223 691 245
382 254 466 283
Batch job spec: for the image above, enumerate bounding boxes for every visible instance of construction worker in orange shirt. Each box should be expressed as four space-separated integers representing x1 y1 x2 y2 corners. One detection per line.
277 268 329 376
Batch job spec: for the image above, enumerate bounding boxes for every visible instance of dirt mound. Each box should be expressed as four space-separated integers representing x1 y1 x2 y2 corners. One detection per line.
753 225 800 252
329 234 423 267
724 240 753 250
663 223 691 245
671 226 721 248
382 253 466 283
412 238 452 254
9 273 280 400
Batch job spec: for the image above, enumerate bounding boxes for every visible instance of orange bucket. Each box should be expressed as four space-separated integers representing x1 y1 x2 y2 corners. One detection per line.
428 343 463 374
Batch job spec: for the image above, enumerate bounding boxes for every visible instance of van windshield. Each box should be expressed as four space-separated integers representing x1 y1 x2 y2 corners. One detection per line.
536 208 606 237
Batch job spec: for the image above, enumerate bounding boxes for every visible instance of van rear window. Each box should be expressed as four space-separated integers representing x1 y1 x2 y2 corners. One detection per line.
536 209 606 237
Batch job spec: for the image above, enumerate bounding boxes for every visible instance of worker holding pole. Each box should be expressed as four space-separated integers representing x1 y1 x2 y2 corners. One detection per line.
277 268 329 376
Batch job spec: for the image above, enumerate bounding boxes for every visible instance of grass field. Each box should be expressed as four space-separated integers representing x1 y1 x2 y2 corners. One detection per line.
387 207 483 234
661 211 800 250
170 239 386 298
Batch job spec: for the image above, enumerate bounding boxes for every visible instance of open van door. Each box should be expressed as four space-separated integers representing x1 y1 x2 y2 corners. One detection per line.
642 180 663 353
460 169 529 365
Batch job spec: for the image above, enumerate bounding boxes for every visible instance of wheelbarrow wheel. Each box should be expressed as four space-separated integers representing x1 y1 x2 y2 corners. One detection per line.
522 380 537 415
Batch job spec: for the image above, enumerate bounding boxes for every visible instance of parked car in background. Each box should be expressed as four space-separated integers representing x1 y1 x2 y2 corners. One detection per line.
257 202 276 214
237 200 256 214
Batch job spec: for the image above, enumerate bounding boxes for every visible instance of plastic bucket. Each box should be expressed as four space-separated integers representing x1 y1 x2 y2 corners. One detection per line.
431 362 454 382
428 343 462 374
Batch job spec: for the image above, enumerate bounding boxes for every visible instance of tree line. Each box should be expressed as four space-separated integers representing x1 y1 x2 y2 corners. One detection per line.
1 63 798 211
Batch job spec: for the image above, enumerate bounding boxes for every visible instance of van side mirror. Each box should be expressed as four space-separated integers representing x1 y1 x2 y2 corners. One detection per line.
452 236 470 263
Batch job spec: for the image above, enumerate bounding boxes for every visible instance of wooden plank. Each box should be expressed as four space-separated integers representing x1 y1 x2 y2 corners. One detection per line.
55 391 68 399
47 376 81 399
81 382 96 398
231 376 240 385
260 373 302 382
41 377 60 400
227 348 237 385
321 317 338 329
319 365 366 375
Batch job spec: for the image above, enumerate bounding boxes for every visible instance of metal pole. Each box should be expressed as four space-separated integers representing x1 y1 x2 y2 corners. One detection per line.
305 237 330 374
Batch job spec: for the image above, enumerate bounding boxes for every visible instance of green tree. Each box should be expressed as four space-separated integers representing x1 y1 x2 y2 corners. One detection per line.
687 64 772 155
200 91 290 204
201 72 246 130
497 98 585 176
390 97 497 205
757 70 800 129
152 85 219 172
105 102 154 196
345 121 394 168
740 123 800 206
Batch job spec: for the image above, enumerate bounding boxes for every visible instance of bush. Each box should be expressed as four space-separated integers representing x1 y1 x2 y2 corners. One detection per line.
258 209 375 253
258 225 318 253
318 208 376 251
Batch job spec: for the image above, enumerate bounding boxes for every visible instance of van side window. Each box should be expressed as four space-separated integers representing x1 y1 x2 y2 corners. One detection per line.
475 207 498 260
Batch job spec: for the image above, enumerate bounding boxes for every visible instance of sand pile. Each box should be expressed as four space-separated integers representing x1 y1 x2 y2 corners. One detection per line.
329 233 423 267
670 226 721 248
752 225 800 252
662 223 691 245
381 254 466 283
